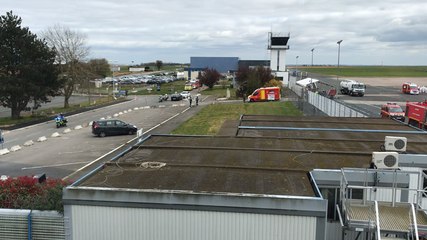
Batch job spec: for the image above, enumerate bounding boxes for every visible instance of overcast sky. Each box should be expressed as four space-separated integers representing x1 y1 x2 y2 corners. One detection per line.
3 0 427 65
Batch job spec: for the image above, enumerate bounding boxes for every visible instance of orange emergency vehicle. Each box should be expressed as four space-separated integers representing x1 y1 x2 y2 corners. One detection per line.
247 87 281 102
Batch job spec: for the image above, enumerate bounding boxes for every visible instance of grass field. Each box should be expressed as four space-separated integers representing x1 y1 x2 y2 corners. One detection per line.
171 101 302 135
295 66 427 77
0 96 120 126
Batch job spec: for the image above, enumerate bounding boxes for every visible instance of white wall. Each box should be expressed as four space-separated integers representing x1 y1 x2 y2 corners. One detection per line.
270 50 279 71
70 205 318 240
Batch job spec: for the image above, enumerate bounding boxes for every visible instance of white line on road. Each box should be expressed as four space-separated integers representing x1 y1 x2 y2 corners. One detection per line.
22 161 92 170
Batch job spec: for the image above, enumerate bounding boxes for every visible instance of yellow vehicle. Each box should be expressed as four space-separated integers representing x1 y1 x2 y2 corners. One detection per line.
184 84 193 91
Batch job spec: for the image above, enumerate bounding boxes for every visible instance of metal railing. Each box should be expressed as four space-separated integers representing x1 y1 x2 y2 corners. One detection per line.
0 209 66 239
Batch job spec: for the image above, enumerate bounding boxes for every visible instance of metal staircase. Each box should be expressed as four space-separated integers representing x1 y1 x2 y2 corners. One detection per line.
337 168 427 240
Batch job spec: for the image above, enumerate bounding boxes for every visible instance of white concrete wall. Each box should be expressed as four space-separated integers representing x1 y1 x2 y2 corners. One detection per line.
270 49 287 71
278 50 287 71
70 205 318 240
270 50 279 71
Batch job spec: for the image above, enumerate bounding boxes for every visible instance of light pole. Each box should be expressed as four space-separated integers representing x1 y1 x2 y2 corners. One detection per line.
337 40 343 81
311 48 315 66
295 56 299 79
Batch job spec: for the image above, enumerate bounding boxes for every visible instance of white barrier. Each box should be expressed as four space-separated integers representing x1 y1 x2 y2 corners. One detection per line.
10 145 22 152
63 128 72 134
133 107 139 110
74 125 83 130
0 148 10 155
51 132 61 138
23 140 34 146
118 112 123 115
37 136 47 142
113 113 119 117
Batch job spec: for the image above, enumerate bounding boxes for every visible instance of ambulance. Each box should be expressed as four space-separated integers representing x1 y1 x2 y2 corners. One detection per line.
247 87 281 102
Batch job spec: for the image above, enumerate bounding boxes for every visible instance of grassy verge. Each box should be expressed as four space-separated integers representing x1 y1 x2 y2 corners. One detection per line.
0 96 121 127
172 101 302 135
295 66 427 77
200 86 237 99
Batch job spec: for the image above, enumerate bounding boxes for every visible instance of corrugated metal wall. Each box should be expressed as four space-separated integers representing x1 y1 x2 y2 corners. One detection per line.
71 205 317 240
0 209 66 240
327 222 374 240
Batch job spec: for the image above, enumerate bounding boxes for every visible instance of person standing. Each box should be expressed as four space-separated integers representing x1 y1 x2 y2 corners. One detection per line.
195 95 199 106
189 95 192 107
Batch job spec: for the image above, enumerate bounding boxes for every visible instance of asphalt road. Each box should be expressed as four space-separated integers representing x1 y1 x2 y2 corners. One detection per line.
0 93 207 180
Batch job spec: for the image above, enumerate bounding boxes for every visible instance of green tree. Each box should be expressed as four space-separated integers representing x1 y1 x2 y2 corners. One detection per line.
199 68 221 89
235 66 273 97
42 25 89 108
88 58 111 78
155 60 163 71
0 11 62 119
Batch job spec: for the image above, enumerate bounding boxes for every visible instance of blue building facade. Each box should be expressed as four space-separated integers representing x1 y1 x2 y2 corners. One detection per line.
189 57 239 73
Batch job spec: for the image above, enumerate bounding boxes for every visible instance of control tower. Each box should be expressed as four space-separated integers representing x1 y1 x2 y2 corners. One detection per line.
268 32 290 84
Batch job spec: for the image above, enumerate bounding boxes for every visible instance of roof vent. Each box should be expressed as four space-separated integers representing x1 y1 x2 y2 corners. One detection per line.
140 162 166 169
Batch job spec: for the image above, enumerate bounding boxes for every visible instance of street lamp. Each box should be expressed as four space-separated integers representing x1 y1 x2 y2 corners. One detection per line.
295 56 299 79
311 48 315 66
337 40 343 81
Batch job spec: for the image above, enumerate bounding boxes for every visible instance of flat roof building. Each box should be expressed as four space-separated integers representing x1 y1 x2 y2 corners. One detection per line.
63 116 427 240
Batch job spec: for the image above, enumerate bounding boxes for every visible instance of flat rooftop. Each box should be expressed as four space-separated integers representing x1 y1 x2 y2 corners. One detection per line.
75 115 427 198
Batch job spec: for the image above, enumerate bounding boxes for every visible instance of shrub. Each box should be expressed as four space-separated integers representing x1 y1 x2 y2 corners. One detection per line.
0 176 70 213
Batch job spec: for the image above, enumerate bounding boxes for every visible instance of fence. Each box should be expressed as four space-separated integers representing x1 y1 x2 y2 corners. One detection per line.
289 78 366 118
0 209 66 239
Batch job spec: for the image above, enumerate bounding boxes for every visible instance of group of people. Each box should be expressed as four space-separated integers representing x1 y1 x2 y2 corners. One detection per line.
188 95 199 107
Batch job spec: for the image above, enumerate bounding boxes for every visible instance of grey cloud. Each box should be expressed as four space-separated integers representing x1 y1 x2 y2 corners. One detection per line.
2 0 427 64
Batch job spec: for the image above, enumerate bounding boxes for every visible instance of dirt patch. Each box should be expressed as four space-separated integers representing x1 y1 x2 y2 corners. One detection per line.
349 77 427 87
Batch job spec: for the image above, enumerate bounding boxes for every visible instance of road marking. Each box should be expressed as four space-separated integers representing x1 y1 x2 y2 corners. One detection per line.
126 107 190 144
64 106 190 180
22 161 92 170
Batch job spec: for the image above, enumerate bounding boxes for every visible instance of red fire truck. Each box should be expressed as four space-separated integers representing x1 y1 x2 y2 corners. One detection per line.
380 102 405 122
406 100 427 129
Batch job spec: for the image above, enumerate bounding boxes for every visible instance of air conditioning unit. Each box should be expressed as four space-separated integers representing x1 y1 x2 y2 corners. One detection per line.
372 152 399 169
384 136 407 152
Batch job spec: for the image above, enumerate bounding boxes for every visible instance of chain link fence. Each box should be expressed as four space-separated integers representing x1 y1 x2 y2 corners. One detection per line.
288 77 366 118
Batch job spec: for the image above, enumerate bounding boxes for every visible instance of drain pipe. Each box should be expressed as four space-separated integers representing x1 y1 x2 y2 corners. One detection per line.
27 210 32 240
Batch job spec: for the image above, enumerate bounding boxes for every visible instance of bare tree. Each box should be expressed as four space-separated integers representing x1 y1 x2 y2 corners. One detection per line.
42 25 89 108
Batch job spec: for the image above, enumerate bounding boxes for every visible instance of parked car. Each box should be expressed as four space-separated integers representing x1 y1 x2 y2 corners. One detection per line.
92 119 137 137
180 91 191 99
170 93 183 101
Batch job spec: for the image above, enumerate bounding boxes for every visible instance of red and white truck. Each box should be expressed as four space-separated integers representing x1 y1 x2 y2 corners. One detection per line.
247 87 281 102
402 82 419 95
406 100 427 129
